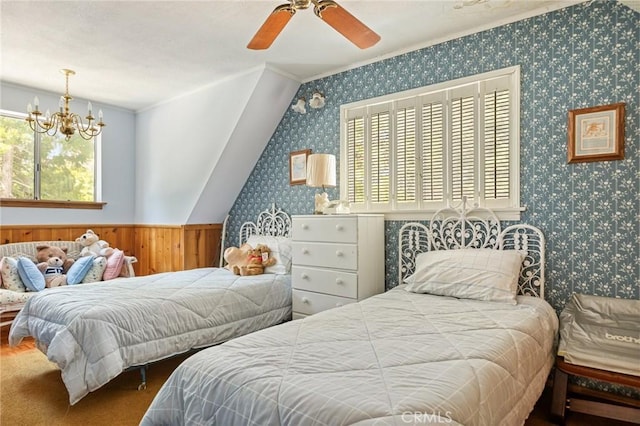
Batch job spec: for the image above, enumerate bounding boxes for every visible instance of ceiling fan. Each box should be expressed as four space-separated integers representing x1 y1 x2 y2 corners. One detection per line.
247 0 381 50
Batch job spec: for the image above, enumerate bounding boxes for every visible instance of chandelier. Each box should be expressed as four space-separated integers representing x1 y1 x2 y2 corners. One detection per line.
26 69 105 141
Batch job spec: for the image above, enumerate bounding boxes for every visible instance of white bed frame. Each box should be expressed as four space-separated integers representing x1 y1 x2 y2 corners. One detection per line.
399 197 545 298
238 203 292 245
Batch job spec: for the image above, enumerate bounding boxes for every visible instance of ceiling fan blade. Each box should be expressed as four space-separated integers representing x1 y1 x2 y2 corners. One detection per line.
314 0 380 49
247 4 296 50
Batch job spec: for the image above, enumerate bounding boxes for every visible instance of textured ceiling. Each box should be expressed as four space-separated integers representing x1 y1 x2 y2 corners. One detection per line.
1 0 613 111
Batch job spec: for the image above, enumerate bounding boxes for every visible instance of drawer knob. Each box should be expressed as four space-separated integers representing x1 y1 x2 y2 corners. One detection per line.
335 302 343 307
336 250 344 257
336 224 344 231
302 248 309 255
301 273 309 279
302 297 310 304
302 224 309 230
336 278 343 285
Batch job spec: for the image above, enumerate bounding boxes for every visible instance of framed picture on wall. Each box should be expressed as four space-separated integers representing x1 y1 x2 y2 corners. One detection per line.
568 102 625 163
289 149 311 185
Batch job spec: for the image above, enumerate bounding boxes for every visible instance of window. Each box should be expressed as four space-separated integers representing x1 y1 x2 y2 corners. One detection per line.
0 110 99 202
340 66 521 220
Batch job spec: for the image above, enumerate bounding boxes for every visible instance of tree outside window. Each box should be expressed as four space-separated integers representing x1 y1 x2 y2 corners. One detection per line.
0 112 96 201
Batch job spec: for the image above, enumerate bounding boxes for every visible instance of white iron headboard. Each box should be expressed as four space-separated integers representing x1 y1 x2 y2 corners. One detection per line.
239 203 292 245
399 198 545 298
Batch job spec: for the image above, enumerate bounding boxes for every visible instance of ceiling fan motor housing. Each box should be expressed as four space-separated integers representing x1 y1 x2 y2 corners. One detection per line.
292 0 312 10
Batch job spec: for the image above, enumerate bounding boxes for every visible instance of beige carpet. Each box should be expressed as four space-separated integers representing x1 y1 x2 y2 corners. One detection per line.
0 340 190 426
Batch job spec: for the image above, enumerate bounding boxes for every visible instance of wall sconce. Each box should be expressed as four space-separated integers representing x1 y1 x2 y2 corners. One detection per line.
309 91 325 109
291 97 306 114
291 90 326 114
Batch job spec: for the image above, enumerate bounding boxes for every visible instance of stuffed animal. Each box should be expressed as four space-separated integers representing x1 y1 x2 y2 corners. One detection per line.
35 245 74 287
76 229 114 257
223 243 252 275
239 244 276 276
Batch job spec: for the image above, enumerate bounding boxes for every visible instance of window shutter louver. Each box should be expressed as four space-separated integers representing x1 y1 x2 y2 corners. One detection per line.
395 106 416 203
450 95 475 201
346 116 365 204
421 102 444 202
484 89 510 200
370 111 390 203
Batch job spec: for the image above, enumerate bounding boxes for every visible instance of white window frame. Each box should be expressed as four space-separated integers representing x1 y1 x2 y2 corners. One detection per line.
0 109 101 202
340 65 522 221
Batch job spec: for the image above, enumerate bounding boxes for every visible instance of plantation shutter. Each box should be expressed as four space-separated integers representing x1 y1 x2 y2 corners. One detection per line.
340 66 520 217
369 106 391 205
395 99 417 206
450 88 476 201
346 110 365 205
420 95 444 203
482 77 511 201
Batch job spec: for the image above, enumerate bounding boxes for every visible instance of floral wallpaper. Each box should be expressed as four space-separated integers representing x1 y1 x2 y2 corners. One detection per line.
228 0 639 316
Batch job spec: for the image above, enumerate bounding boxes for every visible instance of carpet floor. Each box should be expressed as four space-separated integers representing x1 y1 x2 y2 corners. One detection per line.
0 337 190 426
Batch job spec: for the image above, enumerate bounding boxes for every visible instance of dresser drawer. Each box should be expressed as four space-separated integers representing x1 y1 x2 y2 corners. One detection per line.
292 216 357 243
292 242 357 270
292 266 358 299
292 289 355 316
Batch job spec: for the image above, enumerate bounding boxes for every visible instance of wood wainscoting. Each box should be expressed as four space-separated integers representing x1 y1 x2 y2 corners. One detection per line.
0 224 223 276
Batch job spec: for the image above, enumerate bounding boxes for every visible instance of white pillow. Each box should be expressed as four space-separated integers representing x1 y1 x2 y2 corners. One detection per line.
0 257 27 292
245 235 292 274
82 257 108 283
404 248 525 304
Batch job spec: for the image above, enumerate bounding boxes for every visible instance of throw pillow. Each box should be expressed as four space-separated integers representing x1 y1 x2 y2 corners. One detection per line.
103 249 124 280
82 257 108 283
17 257 45 292
67 255 96 285
0 257 27 292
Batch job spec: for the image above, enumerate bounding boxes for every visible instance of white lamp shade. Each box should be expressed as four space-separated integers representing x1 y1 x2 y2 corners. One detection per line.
306 154 336 188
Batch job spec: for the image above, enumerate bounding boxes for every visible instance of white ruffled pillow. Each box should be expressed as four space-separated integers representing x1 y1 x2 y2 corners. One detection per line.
404 248 525 304
245 235 292 274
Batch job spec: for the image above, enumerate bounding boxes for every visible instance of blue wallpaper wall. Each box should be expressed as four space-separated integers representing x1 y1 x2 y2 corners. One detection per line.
227 0 639 316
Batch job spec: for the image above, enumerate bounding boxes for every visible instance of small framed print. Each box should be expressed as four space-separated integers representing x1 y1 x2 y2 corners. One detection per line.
289 149 311 185
568 102 625 163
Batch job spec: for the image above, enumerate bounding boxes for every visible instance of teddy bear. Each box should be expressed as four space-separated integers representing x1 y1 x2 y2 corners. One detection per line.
35 245 74 288
75 229 114 258
238 244 276 276
223 243 252 275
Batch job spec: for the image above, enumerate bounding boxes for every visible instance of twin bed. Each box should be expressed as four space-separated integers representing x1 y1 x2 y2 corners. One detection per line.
10 200 559 425
141 200 558 425
8 205 293 405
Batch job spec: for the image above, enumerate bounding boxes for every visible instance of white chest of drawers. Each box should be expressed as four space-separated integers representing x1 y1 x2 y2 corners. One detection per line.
291 214 384 319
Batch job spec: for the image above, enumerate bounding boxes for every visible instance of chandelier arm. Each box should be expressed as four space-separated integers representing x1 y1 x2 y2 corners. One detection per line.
28 112 59 135
69 114 96 140
46 114 63 136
